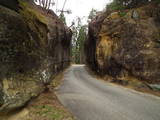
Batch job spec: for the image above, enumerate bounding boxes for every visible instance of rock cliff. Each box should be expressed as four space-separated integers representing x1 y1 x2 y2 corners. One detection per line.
0 0 71 113
85 2 160 85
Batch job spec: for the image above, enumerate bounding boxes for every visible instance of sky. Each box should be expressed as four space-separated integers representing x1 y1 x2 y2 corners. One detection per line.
52 0 112 26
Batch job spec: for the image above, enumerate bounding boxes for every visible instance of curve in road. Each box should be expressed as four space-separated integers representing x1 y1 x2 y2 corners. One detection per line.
56 65 160 120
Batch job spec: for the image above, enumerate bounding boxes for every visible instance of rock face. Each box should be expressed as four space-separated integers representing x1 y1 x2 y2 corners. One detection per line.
85 2 160 84
0 0 71 113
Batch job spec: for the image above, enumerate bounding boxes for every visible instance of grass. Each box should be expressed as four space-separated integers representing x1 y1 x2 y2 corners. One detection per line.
52 72 64 88
26 70 74 120
34 105 64 120
27 89 74 120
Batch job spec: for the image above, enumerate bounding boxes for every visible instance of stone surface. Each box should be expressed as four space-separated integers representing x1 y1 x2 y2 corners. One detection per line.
85 3 160 84
0 0 71 113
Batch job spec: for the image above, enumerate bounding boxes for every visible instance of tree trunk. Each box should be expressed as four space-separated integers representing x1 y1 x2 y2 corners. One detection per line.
45 0 48 9
42 0 45 8
47 0 51 10
39 0 41 6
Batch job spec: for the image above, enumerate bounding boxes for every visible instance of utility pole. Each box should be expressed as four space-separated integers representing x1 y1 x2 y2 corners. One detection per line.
62 0 67 12
56 0 58 14
57 0 71 15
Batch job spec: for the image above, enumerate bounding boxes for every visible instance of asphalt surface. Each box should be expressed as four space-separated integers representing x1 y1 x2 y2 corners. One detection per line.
56 65 160 120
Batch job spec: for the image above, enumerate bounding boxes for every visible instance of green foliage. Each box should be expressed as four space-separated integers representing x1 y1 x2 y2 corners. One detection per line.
34 105 64 120
106 0 151 11
88 8 98 22
119 11 127 17
106 0 125 11
59 13 66 25
71 18 87 64
106 0 127 17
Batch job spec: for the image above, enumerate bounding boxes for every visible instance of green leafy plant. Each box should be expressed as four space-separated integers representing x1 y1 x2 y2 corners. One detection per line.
106 0 125 11
119 11 127 17
106 0 153 11
35 105 64 120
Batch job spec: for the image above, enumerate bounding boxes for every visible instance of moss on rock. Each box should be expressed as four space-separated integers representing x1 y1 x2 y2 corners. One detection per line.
0 0 71 113
85 3 160 84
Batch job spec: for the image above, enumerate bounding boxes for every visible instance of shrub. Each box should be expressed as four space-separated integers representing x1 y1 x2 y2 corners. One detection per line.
119 11 127 17
106 0 125 11
106 0 153 11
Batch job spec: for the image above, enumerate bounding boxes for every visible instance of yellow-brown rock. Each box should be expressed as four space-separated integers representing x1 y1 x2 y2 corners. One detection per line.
85 2 160 83
108 12 120 20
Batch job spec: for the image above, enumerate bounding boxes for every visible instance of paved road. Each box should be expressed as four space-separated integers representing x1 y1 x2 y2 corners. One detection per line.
56 65 160 120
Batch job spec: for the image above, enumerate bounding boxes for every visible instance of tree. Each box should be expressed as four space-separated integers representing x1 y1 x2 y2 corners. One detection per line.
88 8 98 22
59 13 67 25
76 26 87 63
106 0 152 10
71 18 87 64
56 0 71 24
58 9 72 24
34 0 55 10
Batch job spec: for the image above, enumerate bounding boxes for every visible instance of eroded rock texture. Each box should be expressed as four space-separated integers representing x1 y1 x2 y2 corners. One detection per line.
0 0 71 113
85 2 160 84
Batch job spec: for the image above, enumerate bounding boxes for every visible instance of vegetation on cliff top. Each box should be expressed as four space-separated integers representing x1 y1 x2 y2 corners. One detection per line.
107 0 160 11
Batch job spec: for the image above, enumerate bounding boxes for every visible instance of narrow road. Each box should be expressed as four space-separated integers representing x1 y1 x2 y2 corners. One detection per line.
56 65 160 120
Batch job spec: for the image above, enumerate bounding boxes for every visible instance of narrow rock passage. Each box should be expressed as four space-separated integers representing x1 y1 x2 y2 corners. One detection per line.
56 65 160 120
